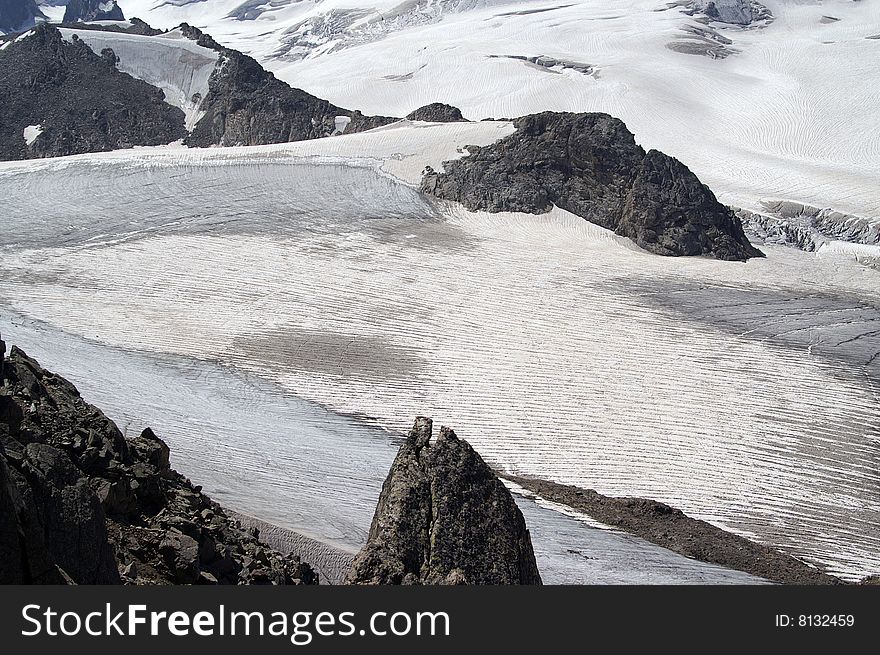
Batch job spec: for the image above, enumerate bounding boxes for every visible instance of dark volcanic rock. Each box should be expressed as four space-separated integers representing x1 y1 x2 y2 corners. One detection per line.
62 0 125 24
0 23 187 161
421 112 763 260
0 333 317 585
406 103 466 123
179 24 397 147
348 418 541 585
0 0 44 34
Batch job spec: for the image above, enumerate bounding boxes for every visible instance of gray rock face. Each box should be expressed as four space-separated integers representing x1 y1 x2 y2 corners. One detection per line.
62 0 124 24
348 418 542 585
686 0 773 26
179 24 397 148
406 103 466 122
736 200 880 253
0 0 44 34
0 334 317 585
422 112 763 261
0 24 187 161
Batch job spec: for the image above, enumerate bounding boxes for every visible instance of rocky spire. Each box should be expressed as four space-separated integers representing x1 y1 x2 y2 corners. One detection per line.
348 417 542 585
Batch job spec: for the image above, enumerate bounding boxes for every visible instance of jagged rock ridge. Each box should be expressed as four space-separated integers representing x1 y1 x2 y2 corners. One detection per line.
62 0 124 24
422 112 763 261
179 24 397 147
0 23 187 160
0 335 316 585
685 0 773 26
348 417 542 585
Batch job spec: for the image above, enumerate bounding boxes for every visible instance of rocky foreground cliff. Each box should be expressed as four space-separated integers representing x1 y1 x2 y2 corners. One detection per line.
348 418 541 585
0 335 543 585
422 112 763 261
0 336 316 584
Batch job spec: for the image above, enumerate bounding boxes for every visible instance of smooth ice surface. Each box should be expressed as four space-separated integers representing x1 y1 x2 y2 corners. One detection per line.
58 27 219 129
1 126 878 580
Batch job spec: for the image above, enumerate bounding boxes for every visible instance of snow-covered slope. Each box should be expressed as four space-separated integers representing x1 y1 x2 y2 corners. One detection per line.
108 0 880 225
58 26 218 129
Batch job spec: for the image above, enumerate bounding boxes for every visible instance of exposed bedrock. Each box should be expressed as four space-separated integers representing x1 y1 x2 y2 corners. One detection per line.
422 112 763 260
179 24 397 147
0 23 187 160
406 102 467 122
348 417 542 585
0 334 317 585
62 0 125 24
684 0 773 26
506 475 843 585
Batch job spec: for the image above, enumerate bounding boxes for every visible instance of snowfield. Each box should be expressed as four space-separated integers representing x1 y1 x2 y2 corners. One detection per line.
106 0 880 222
1 122 878 580
3 0 877 582
58 27 220 130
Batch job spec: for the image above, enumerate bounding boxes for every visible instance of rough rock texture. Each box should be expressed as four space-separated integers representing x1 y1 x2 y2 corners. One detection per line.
406 103 466 123
179 24 397 147
0 0 43 35
422 112 763 260
0 23 187 161
0 335 317 585
62 0 124 24
686 0 773 26
58 17 163 37
348 418 542 585
506 475 845 585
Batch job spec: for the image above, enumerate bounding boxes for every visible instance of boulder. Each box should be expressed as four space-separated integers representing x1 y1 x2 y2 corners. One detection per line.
406 103 467 123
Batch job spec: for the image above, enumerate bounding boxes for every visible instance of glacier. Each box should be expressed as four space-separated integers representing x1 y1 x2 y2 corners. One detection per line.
0 121 878 580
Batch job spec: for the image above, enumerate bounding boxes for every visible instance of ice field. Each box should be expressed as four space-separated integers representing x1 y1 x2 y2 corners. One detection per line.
2 0 879 582
1 120 878 579
109 0 880 220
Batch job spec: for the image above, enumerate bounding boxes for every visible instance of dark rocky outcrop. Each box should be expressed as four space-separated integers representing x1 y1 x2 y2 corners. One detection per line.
179 24 397 148
0 23 187 160
348 418 542 585
0 335 317 585
505 474 843 585
0 0 43 34
421 112 763 260
57 17 163 37
406 103 466 123
685 0 773 26
62 0 125 24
